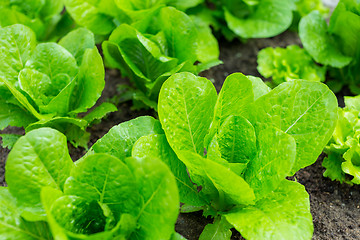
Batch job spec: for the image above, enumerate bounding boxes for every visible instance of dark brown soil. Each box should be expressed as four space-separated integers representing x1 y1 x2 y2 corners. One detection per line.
1 30 360 240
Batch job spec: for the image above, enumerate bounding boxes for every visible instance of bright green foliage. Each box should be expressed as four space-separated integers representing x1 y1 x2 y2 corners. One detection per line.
299 0 360 94
64 0 205 36
217 116 257 165
132 134 207 206
153 72 337 239
247 80 338 175
0 187 52 240
223 0 294 38
323 96 360 185
66 2 221 109
257 45 326 86
64 154 141 220
293 0 328 18
0 134 21 149
6 128 74 220
64 0 119 36
290 0 329 30
244 126 296 199
0 25 116 148
102 6 220 109
224 180 313 240
204 73 255 149
199 216 232 240
186 0 315 40
158 72 217 154
1 127 180 239
246 75 271 100
0 0 73 41
89 116 164 159
299 11 352 68
125 156 179 240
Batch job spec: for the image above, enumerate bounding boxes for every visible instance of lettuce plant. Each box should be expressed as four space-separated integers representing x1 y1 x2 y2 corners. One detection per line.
102 6 220 109
186 0 327 41
299 0 360 94
64 0 204 37
323 96 360 185
219 0 295 39
290 0 328 30
0 127 180 239
0 0 73 41
130 72 337 239
65 0 220 109
0 24 116 148
257 45 326 87
86 115 200 211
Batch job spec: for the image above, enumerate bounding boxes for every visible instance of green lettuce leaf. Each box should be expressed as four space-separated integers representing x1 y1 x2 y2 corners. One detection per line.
0 0 66 41
299 10 352 68
246 76 270 101
0 25 107 148
341 137 360 184
0 24 36 86
0 133 21 149
126 156 179 240
90 116 164 159
205 73 254 147
59 28 96 65
69 47 105 114
244 126 296 200
224 0 294 38
103 23 179 94
64 0 117 35
202 157 255 207
5 128 74 219
257 45 326 86
83 102 118 125
158 72 217 155
0 187 52 240
322 150 347 183
199 217 232 240
323 102 360 185
64 153 142 220
0 99 37 130
157 7 198 63
50 195 108 235
224 180 313 240
216 115 257 165
132 134 206 206
25 43 78 84
247 80 338 175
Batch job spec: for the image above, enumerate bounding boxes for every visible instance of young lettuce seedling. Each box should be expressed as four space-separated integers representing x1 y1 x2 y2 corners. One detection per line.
0 24 116 148
131 72 337 239
299 0 360 94
0 0 73 41
64 0 205 37
257 45 326 87
88 116 204 209
185 0 327 41
0 127 180 239
323 95 360 185
65 0 220 109
102 6 221 109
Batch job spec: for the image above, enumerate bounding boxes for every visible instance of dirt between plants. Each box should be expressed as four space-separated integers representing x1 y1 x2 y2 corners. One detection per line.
1 30 359 240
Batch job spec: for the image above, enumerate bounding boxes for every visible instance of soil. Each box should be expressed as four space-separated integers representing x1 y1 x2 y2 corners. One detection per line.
1 30 359 240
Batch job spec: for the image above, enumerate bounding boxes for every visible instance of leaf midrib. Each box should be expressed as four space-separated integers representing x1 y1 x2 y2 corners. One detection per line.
284 91 327 134
136 176 166 221
27 139 61 190
0 221 47 240
180 84 198 154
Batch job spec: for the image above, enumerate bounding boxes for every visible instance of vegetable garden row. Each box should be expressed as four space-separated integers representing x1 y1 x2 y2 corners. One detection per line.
0 0 359 239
